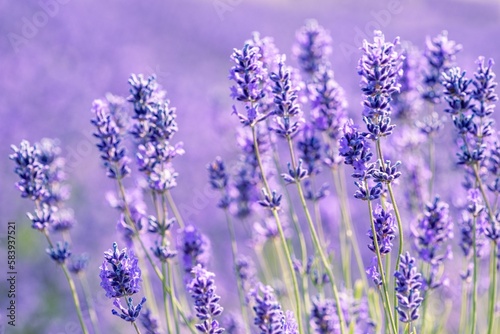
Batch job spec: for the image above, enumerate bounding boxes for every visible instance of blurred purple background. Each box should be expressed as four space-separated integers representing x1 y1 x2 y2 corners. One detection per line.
1 0 500 332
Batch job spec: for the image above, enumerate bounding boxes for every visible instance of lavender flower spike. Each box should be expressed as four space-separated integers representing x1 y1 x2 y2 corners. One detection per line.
99 242 142 298
293 19 332 76
394 252 424 323
367 204 396 255
178 224 211 282
251 284 285 334
112 297 147 322
188 264 225 334
91 99 131 180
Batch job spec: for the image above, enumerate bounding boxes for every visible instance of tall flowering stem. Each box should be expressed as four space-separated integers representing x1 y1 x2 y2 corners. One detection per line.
207 157 251 332
10 140 90 334
269 55 347 333
441 58 499 334
230 43 304 333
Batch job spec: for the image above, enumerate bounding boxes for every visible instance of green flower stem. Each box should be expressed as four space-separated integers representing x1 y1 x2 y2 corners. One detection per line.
117 180 197 333
162 261 173 334
251 124 304 334
471 215 478 334
471 163 498 334
286 136 347 334
40 227 89 334
133 322 142 334
376 139 404 330
459 271 470 334
78 272 101 334
223 208 251 333
165 189 185 228
365 183 398 334
61 262 89 334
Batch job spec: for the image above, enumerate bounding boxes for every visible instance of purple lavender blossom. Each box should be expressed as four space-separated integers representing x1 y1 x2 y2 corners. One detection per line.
310 298 339 333
422 31 462 103
46 241 71 264
140 309 161 334
459 189 489 259
222 314 245 334
178 224 211 282
297 124 322 175
309 67 348 143
90 98 131 180
112 297 147 322
250 284 285 334
208 156 231 209
229 43 268 125
293 19 332 76
367 204 396 254
99 242 142 298
394 252 424 323
68 253 89 275
10 140 49 202
188 265 225 334
26 204 53 231
358 30 402 144
282 310 298 334
269 55 304 138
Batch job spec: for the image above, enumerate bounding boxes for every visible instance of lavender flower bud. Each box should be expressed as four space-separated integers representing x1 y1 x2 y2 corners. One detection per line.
140 309 161 334
188 265 225 333
293 19 332 76
68 253 89 275
394 252 423 323
46 241 71 264
112 297 147 322
99 242 142 298
178 225 211 282
367 204 396 254
250 284 285 334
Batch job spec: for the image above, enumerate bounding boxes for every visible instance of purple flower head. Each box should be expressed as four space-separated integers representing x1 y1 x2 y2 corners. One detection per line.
338 120 374 180
422 31 462 103
99 242 142 298
358 31 402 118
297 124 322 175
293 19 332 76
471 57 497 117
248 32 280 73
231 158 260 218
10 140 49 202
222 313 245 334
441 67 472 116
310 297 339 333
139 309 161 334
250 284 285 334
394 252 424 323
309 67 348 142
235 255 257 288
51 208 76 233
188 265 225 333
68 253 89 275
91 98 131 180
46 241 71 264
178 224 211 282
366 256 382 286
127 73 162 117
151 240 177 262
413 196 453 264
140 309 161 334
112 296 147 323
269 55 304 138
282 310 298 334
208 157 231 209
230 43 268 126
367 204 396 254
258 188 283 209
26 204 54 231
281 160 309 184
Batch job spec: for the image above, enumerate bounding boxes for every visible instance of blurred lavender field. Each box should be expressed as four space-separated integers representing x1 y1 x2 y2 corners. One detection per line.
1 0 500 333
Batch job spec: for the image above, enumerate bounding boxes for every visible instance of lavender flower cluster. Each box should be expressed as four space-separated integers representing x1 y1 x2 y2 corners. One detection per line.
10 19 500 334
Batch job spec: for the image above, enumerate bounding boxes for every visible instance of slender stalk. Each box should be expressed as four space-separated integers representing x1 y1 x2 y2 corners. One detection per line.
133 322 142 334
162 261 173 334
41 228 88 334
471 163 499 334
61 264 89 334
168 262 180 334
165 189 185 228
459 274 469 334
286 137 347 334
78 272 101 334
365 183 398 334
223 208 251 332
471 214 478 334
251 124 304 334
